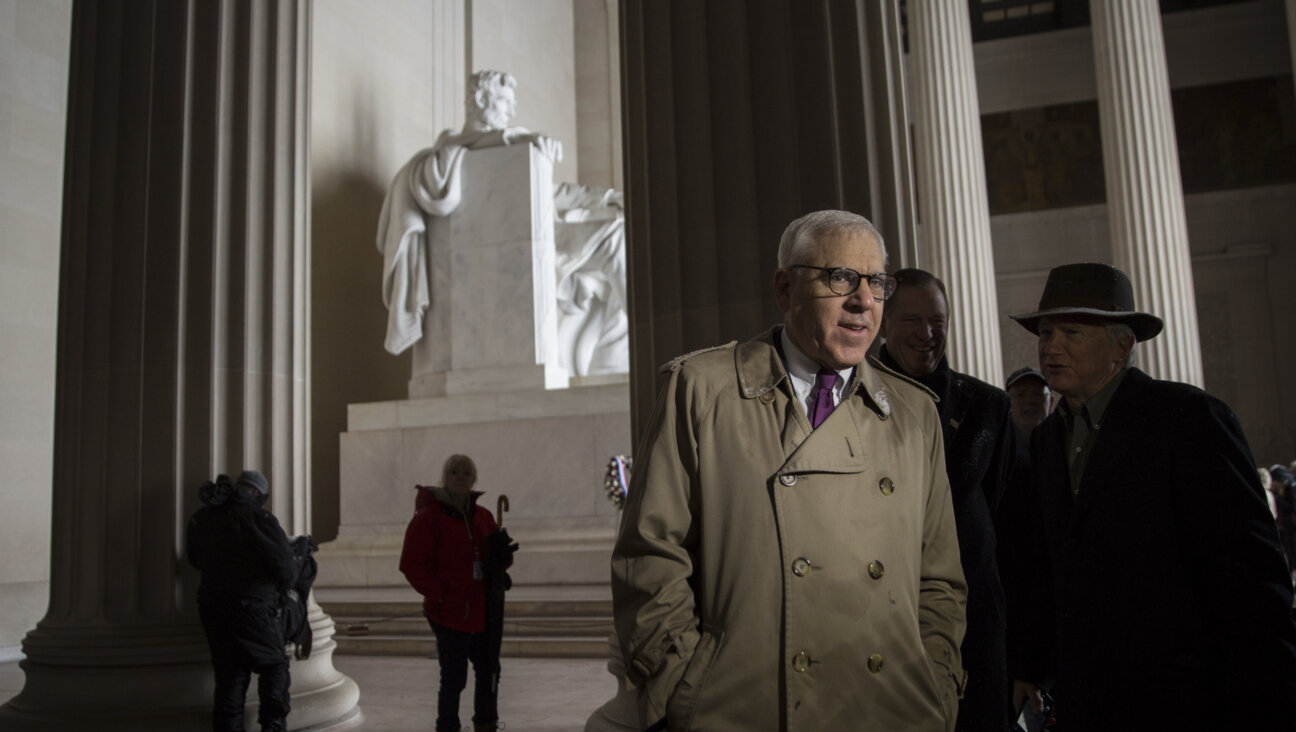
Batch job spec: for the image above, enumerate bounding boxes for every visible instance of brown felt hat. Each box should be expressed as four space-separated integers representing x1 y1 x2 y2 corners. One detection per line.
1010 262 1163 341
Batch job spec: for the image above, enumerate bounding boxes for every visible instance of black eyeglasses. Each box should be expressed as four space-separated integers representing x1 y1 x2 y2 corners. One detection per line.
789 265 897 301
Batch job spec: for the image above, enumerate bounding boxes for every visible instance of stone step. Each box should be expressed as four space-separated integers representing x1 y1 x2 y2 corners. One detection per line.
324 597 613 619
333 633 610 659
332 614 613 638
318 584 615 659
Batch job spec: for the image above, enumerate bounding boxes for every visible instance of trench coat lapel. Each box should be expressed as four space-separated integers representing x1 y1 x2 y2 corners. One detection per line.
733 328 891 475
780 358 891 475
732 329 810 456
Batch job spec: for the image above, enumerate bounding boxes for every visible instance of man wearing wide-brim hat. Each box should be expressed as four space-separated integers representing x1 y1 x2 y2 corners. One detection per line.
1005 262 1296 730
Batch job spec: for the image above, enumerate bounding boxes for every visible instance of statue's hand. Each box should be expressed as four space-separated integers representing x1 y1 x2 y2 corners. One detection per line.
520 133 563 164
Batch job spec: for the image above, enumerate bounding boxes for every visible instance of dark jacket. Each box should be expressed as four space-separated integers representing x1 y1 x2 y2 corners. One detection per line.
186 491 295 604
1026 367 1296 729
187 486 297 671
400 487 500 633
881 348 1015 730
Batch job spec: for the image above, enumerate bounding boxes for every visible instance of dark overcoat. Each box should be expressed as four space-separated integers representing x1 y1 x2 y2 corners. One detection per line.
881 349 1016 731
1026 367 1296 730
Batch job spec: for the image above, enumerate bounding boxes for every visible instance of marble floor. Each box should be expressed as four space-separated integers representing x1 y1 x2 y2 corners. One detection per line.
0 654 618 732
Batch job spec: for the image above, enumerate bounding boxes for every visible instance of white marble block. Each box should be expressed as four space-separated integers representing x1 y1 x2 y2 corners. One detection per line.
409 143 567 398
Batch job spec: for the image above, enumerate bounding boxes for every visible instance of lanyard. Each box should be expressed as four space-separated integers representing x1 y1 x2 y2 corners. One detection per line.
458 502 481 565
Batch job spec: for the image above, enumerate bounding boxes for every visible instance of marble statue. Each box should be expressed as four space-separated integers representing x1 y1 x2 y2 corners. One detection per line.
376 69 630 381
554 183 629 378
376 70 563 355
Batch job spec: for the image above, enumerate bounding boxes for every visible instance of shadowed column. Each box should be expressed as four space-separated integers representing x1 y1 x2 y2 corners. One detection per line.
620 0 916 444
0 1 359 729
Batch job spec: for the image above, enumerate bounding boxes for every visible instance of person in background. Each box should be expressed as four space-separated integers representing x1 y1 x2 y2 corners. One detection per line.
186 470 295 732
1269 464 1296 580
878 267 1016 731
1259 467 1278 520
400 454 508 732
1005 367 1051 450
1009 262 1296 729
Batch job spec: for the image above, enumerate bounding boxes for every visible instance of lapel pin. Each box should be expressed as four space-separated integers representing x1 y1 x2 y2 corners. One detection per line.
873 389 891 417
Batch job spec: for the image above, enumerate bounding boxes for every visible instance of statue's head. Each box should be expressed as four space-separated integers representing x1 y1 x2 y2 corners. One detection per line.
467 70 517 130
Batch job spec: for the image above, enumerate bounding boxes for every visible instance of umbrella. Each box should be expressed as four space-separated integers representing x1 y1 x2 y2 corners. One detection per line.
482 495 519 699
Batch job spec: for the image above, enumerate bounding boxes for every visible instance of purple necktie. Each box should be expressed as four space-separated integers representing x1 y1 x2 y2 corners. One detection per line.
809 369 839 428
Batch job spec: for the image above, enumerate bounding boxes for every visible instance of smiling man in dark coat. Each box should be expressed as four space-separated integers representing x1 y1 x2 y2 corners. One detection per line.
1010 262 1296 730
879 268 1016 731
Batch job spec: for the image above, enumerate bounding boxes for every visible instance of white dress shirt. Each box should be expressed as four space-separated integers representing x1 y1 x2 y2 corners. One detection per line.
779 327 854 418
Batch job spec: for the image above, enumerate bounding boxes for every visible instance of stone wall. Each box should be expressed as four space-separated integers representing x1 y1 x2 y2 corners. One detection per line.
0 0 70 652
472 0 579 184
310 0 448 542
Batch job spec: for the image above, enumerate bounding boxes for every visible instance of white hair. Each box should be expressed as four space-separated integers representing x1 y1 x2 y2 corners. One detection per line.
1105 322 1137 367
440 453 478 487
777 210 886 268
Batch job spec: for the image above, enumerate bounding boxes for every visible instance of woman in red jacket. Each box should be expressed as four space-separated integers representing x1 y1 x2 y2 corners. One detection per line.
400 454 502 732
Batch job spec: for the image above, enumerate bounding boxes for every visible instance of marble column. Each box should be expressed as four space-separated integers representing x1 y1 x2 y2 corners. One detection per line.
621 0 915 443
431 0 467 137
1090 0 1204 386
0 1 359 729
907 0 1004 386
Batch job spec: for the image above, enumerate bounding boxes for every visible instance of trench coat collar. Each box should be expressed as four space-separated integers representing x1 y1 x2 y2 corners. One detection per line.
734 325 894 420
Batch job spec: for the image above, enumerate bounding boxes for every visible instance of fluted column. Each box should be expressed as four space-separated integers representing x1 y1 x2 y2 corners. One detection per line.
908 0 1004 386
0 1 359 730
622 0 915 444
432 0 467 137
1091 0 1203 385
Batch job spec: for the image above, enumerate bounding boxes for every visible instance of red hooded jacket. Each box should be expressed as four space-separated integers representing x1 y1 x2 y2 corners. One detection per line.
399 486 499 632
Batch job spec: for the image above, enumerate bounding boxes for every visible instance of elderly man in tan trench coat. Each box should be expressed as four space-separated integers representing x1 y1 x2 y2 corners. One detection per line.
612 210 967 731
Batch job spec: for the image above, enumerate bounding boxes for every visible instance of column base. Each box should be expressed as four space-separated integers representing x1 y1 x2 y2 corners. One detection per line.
0 601 361 731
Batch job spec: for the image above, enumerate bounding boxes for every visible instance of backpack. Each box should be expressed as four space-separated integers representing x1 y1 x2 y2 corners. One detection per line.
284 535 319 659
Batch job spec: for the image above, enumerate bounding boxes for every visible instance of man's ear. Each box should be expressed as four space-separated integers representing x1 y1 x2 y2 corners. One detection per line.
1119 334 1137 362
773 269 792 313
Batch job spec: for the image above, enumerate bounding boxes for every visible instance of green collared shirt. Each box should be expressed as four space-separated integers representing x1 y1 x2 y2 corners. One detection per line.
1058 367 1128 495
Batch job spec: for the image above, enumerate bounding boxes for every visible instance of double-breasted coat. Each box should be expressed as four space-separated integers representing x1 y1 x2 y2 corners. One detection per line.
612 327 967 731
1024 368 1296 729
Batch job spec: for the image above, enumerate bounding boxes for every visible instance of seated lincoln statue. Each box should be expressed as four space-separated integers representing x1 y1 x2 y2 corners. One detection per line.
553 182 629 379
375 69 562 356
375 70 628 379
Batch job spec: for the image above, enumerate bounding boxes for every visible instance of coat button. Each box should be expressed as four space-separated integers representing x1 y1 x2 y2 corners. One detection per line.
759 390 776 404
868 653 884 673
792 557 812 577
792 651 812 672
879 477 894 495
868 560 885 580
779 474 798 487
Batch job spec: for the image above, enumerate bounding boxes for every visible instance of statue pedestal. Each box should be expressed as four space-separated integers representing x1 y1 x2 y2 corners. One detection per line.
319 384 629 589
409 143 568 398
